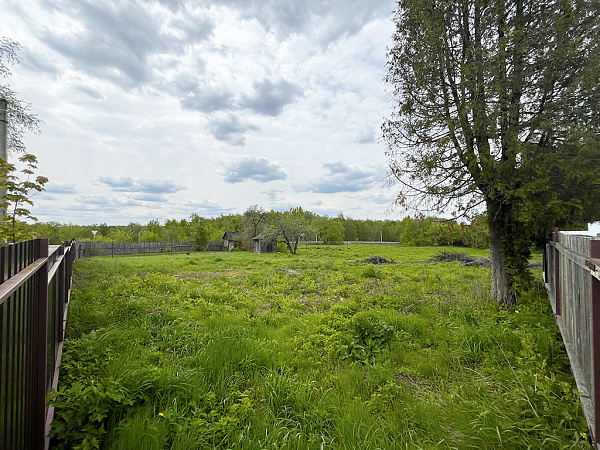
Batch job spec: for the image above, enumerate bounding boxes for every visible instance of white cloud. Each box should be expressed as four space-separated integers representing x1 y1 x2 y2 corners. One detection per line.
221 156 288 183
207 113 260 146
97 177 186 194
300 161 382 194
45 182 77 194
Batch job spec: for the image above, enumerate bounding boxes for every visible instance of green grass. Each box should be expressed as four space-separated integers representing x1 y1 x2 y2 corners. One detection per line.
50 245 590 449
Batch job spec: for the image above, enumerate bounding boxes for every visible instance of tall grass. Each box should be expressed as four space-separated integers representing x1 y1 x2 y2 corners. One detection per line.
50 246 590 449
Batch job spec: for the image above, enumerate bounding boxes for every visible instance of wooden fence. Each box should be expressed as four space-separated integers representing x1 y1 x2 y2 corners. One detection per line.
544 229 600 448
74 240 195 258
0 239 76 450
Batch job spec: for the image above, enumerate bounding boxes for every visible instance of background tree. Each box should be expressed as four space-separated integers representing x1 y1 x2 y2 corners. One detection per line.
189 214 222 251
311 216 345 244
269 207 310 254
95 228 135 243
241 205 267 240
141 219 162 242
383 0 600 305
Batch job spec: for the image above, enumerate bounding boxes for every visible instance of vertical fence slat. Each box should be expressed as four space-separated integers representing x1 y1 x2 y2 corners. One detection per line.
26 279 35 450
591 238 600 447
15 287 23 449
0 299 7 450
35 240 49 450
554 228 562 316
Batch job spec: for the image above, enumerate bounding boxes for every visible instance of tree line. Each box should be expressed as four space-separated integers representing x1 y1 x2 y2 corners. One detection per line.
27 206 491 251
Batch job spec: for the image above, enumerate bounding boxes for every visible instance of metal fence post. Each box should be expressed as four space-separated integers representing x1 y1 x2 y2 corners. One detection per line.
35 239 48 450
591 237 600 448
554 227 561 316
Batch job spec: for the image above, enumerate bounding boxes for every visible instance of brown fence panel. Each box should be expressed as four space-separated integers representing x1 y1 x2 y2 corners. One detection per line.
0 239 76 450
545 231 600 449
75 240 195 257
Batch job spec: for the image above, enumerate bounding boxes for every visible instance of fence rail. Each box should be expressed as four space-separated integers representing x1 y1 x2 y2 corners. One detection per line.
544 230 600 449
0 239 76 450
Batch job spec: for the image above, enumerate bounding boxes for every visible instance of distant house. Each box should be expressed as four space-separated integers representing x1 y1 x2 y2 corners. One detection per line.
252 235 277 254
222 232 241 251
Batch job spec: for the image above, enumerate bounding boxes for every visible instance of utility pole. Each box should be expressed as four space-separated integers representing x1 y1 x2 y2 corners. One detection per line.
0 98 7 222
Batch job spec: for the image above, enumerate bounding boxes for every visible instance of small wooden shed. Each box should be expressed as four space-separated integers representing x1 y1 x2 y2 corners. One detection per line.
222 231 241 251
252 235 277 254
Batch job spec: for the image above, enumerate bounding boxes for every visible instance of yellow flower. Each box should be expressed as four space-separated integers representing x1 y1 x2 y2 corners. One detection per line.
580 432 587 439
158 413 165 417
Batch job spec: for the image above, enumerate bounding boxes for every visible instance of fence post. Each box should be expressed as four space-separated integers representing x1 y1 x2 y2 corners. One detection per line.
591 237 600 448
35 239 48 450
554 227 561 316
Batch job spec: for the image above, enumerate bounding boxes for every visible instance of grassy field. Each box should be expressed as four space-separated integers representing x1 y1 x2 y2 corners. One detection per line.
50 245 590 449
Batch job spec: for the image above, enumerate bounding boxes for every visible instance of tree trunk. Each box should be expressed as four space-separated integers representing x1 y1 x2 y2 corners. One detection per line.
487 198 517 308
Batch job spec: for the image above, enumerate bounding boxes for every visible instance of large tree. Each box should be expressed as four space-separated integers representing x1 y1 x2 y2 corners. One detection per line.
383 0 600 306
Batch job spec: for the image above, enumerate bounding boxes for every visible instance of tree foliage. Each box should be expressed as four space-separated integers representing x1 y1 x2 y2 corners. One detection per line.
23 203 494 253
269 207 311 254
241 205 268 239
0 31 46 243
0 154 47 243
1 32 41 154
383 0 600 305
312 216 345 244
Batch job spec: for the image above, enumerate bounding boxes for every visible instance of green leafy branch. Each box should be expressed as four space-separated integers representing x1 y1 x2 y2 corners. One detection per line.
0 153 48 243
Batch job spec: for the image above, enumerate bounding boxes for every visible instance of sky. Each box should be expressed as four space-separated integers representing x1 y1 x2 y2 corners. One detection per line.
2 0 400 225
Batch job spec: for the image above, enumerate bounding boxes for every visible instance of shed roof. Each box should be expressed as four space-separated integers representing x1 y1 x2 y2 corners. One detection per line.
223 231 241 240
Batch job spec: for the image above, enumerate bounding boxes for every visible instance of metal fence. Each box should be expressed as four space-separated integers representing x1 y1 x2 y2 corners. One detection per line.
544 229 600 448
0 239 76 450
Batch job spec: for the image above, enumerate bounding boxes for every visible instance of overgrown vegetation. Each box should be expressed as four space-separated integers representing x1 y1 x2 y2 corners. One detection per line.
50 245 589 449
29 212 492 249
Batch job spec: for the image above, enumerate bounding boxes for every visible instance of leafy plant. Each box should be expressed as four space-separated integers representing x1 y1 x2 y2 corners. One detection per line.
48 380 137 450
0 154 47 243
340 316 394 365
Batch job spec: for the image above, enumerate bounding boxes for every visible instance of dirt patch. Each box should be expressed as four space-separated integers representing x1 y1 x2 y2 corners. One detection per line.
362 256 397 265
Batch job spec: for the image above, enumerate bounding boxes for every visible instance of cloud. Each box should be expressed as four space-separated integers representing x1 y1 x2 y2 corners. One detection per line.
221 156 288 183
301 161 381 193
224 0 392 45
77 192 168 208
132 193 169 203
97 177 186 194
356 127 376 144
73 84 105 100
40 0 214 86
44 182 77 194
240 77 303 116
208 114 259 146
180 88 235 113
262 189 284 202
177 199 235 217
77 194 112 205
20 47 60 74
